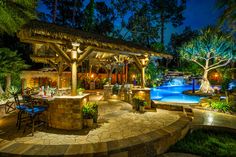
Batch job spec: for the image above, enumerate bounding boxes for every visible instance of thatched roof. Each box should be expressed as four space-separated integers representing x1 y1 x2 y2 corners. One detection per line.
18 20 172 59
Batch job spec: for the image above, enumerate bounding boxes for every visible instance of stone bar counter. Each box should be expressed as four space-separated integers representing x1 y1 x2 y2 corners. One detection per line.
44 94 89 130
132 88 151 107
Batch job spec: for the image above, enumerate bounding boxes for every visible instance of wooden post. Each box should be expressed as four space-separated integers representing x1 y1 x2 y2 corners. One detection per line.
71 50 77 96
125 61 128 83
57 74 62 88
141 67 145 88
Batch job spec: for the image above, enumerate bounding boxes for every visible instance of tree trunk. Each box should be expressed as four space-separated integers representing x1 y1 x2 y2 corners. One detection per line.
72 0 77 27
160 13 165 45
199 70 214 93
0 83 4 94
53 0 57 23
5 74 11 94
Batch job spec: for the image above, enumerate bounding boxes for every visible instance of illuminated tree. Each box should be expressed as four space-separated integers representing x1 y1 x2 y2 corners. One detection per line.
179 27 235 93
0 48 29 94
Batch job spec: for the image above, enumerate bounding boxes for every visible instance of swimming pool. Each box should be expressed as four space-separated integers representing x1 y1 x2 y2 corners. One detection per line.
151 85 202 103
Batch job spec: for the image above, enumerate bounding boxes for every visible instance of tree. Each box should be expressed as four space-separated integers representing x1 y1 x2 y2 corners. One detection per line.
0 48 29 94
0 0 37 35
150 0 186 45
169 26 198 67
93 1 115 35
216 0 236 35
40 0 83 27
179 27 235 93
127 3 159 46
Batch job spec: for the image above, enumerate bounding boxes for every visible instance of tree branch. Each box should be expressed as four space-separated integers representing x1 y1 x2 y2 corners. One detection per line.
191 59 205 69
208 58 228 69
208 57 232 71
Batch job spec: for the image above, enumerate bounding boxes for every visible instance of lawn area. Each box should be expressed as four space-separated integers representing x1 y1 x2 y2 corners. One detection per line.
169 129 236 157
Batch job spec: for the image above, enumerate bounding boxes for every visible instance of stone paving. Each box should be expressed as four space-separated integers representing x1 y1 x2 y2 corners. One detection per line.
0 100 180 145
192 108 236 130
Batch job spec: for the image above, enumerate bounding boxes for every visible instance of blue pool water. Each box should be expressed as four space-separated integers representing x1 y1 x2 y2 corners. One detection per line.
151 85 202 103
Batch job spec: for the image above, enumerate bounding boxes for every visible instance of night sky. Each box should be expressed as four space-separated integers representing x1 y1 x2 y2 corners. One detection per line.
37 0 221 44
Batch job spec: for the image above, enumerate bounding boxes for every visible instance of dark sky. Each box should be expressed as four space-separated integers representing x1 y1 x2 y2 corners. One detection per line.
37 0 221 44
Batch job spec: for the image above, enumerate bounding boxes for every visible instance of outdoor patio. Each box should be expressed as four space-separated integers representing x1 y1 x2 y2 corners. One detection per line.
0 94 192 156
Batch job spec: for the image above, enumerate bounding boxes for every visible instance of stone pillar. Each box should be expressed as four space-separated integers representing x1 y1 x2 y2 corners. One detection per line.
103 85 113 100
71 50 77 96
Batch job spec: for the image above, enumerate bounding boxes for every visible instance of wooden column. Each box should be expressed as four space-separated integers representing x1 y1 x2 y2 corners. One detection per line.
141 67 145 88
125 61 128 83
71 50 77 96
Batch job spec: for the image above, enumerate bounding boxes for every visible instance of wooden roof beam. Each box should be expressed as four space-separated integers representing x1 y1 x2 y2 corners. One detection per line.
49 43 71 65
132 55 142 72
77 46 94 64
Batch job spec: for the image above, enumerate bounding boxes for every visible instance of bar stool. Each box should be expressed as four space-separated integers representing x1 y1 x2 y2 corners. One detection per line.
23 96 48 136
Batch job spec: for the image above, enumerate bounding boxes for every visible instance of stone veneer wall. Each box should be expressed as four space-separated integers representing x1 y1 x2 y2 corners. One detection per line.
132 88 151 107
47 95 89 130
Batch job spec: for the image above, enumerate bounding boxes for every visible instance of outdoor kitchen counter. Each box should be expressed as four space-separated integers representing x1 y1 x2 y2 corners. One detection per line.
39 94 89 130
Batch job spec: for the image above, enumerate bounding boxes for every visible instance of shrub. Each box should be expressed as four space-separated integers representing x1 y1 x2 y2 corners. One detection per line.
82 102 98 120
210 100 230 112
112 84 119 94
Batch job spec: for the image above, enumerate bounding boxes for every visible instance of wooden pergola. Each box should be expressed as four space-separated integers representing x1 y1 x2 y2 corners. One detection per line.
18 20 172 96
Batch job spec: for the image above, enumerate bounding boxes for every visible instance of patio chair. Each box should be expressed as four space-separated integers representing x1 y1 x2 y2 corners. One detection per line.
13 94 29 130
23 95 48 136
4 100 16 114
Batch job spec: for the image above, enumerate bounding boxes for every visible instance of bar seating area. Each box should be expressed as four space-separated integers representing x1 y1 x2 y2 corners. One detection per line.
13 88 48 136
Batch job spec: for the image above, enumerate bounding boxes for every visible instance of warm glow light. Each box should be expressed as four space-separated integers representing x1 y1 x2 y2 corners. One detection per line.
132 74 136 79
91 74 94 78
214 73 218 77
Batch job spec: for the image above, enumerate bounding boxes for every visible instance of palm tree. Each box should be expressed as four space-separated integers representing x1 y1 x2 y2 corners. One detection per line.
179 27 235 93
0 48 29 94
0 0 37 35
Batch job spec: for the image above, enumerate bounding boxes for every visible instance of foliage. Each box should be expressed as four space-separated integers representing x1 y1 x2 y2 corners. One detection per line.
0 48 29 77
216 0 236 35
179 27 235 69
82 102 98 119
150 0 186 44
210 100 231 112
221 78 231 92
168 27 198 68
77 88 85 92
0 93 9 101
133 95 146 107
0 0 37 35
112 84 119 94
179 27 235 93
41 0 115 35
8 86 19 95
126 3 159 46
169 129 236 157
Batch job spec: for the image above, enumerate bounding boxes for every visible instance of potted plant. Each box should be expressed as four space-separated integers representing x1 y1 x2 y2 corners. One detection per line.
82 102 97 128
77 88 85 96
132 95 145 111
140 101 147 112
112 84 119 95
